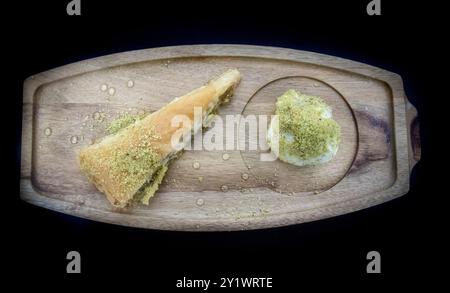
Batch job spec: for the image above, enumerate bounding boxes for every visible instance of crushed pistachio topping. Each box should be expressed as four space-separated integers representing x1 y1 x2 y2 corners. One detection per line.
136 164 168 205
106 112 148 135
269 89 341 161
79 121 164 204
109 137 162 196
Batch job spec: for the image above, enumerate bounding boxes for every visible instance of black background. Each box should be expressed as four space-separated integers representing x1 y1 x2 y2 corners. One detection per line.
7 0 443 289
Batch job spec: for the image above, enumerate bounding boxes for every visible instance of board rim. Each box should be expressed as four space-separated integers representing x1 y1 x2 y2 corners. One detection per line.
20 44 411 231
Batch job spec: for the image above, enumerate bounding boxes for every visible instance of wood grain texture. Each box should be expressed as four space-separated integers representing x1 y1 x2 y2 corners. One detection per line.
20 45 420 231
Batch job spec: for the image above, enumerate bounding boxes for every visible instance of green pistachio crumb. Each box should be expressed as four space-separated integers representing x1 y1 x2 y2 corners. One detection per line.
106 112 148 135
269 89 341 162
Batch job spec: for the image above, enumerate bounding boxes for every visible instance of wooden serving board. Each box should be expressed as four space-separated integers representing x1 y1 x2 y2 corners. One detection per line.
21 45 420 231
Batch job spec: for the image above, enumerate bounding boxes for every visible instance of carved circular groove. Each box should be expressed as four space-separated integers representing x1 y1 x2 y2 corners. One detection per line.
239 76 358 194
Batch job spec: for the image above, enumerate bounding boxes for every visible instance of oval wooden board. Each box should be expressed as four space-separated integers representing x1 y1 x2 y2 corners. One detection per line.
21 45 419 231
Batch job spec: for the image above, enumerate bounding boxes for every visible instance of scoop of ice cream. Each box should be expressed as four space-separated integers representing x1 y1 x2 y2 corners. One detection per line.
267 89 341 166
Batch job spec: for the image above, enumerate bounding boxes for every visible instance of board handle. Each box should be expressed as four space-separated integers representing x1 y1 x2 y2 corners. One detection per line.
406 98 421 171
